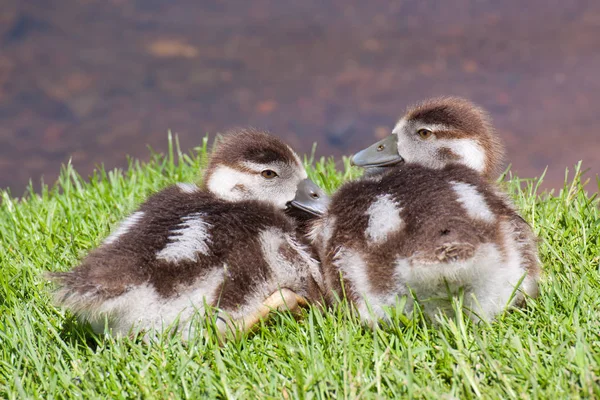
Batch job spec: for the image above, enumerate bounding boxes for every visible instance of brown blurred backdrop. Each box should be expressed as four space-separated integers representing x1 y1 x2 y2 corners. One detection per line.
1 0 599 195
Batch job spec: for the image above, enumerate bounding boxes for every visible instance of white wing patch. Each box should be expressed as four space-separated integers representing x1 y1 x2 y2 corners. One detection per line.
156 212 212 263
104 211 145 245
450 181 495 222
365 194 404 244
177 183 199 194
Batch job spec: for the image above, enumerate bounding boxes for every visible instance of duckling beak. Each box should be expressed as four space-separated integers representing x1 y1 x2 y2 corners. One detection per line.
288 179 330 216
350 135 404 168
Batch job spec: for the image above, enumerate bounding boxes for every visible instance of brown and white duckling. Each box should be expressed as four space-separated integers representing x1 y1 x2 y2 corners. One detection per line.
50 129 329 340
312 97 540 323
312 164 539 323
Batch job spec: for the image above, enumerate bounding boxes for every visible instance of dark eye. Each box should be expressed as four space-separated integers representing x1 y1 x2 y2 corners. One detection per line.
417 128 433 139
261 170 278 179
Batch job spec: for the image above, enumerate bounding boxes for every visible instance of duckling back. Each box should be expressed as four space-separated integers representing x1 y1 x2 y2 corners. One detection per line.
313 164 540 323
51 184 323 339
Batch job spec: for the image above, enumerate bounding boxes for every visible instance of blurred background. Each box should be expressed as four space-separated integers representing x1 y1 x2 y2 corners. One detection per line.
1 0 599 195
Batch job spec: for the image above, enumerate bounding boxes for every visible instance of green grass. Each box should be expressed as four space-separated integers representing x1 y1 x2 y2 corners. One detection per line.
1 135 599 399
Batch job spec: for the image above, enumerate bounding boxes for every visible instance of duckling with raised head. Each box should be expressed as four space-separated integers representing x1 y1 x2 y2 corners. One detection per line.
50 129 329 340
312 97 540 324
312 163 539 324
352 97 505 180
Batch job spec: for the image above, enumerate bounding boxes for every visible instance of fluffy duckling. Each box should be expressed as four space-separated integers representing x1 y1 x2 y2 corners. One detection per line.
351 97 505 180
50 129 329 340
312 164 539 323
312 97 540 323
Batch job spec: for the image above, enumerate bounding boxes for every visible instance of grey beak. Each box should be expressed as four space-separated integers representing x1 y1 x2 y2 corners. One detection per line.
289 179 329 216
350 134 404 168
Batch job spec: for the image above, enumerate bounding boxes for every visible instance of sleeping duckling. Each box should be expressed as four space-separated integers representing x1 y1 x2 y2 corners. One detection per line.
312 97 540 323
50 129 329 340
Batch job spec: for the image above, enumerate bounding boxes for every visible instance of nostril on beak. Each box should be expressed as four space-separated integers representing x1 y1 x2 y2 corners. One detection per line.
377 144 385 151
311 192 319 199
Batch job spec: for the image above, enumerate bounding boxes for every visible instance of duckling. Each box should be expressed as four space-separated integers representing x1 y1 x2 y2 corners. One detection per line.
351 97 539 272
312 163 539 324
50 129 329 340
351 97 505 180
312 97 540 323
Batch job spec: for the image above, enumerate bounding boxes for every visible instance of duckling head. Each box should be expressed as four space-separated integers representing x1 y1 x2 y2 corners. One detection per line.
352 97 505 180
204 129 328 215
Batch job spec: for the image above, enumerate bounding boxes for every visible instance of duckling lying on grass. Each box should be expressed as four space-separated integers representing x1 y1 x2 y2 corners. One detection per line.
312 97 540 324
50 129 329 341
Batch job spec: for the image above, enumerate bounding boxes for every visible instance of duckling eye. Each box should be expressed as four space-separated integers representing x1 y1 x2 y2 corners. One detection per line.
417 128 433 139
261 170 278 179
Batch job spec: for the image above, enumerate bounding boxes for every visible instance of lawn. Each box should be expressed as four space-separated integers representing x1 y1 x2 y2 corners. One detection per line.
1 135 599 399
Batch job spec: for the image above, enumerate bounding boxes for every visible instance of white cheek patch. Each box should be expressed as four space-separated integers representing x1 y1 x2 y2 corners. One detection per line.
439 139 485 172
156 213 212 263
450 181 496 222
104 211 145 245
365 194 404 244
177 183 199 194
206 165 256 202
